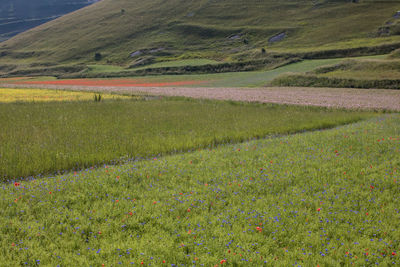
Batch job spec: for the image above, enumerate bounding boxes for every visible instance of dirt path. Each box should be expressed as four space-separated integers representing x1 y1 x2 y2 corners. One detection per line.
2 83 400 111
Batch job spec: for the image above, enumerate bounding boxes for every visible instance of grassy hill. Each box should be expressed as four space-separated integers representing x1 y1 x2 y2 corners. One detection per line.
1 0 400 67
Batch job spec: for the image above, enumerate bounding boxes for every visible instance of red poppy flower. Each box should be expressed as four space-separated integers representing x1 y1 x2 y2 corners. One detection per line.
14 182 20 187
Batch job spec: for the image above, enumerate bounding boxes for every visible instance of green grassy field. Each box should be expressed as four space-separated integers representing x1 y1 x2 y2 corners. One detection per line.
1 0 400 66
315 59 400 80
2 55 384 88
1 114 398 266
270 57 400 89
87 65 126 73
130 59 220 70
76 58 350 86
0 97 377 180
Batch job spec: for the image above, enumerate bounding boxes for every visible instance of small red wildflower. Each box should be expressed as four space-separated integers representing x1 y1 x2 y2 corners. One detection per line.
129 212 133 216
49 191 52 194
14 182 20 187
256 226 262 232
392 252 396 256
317 208 321 212
187 208 191 212
162 260 166 263
220 259 227 264
370 185 374 189
11 243 15 247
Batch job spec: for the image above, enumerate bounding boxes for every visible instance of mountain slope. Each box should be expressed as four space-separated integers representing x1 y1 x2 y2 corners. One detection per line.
1 0 400 65
0 0 98 42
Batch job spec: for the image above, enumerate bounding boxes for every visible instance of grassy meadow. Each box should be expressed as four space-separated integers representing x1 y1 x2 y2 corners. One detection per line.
1 0 400 266
0 95 377 180
1 114 398 265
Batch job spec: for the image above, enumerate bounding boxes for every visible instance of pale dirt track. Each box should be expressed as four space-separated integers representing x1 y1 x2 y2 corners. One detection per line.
3 83 400 111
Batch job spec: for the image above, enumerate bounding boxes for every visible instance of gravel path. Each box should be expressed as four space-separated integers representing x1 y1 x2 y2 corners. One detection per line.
2 83 400 111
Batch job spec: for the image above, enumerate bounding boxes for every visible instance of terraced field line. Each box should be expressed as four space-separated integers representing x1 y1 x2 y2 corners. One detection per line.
2 83 400 111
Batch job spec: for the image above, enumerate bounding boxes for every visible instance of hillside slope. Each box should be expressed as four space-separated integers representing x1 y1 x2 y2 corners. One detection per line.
0 0 98 42
1 0 400 65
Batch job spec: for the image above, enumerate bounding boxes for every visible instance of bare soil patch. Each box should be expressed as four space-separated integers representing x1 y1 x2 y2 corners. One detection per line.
2 83 400 111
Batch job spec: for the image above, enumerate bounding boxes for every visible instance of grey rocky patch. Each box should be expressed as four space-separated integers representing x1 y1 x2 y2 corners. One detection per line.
149 48 165 54
394 11 400 19
228 34 241 40
268 32 286 43
128 56 155 68
130 51 142 57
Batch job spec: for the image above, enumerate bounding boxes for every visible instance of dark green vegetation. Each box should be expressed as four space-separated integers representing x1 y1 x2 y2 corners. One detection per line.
0 98 376 179
0 56 387 87
1 114 398 265
1 0 400 72
271 58 400 89
61 56 300 79
0 0 98 42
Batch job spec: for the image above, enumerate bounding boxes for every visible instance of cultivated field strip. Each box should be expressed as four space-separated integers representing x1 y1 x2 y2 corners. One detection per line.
3 84 400 111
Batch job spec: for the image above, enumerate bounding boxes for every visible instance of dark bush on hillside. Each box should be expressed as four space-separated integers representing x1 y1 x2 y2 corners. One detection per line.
94 52 102 61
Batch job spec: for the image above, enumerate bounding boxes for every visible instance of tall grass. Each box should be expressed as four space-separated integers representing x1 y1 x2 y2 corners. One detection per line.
0 98 376 179
0 115 398 265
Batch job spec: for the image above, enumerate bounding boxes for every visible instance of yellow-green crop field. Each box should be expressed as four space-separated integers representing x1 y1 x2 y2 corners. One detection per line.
0 88 132 103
